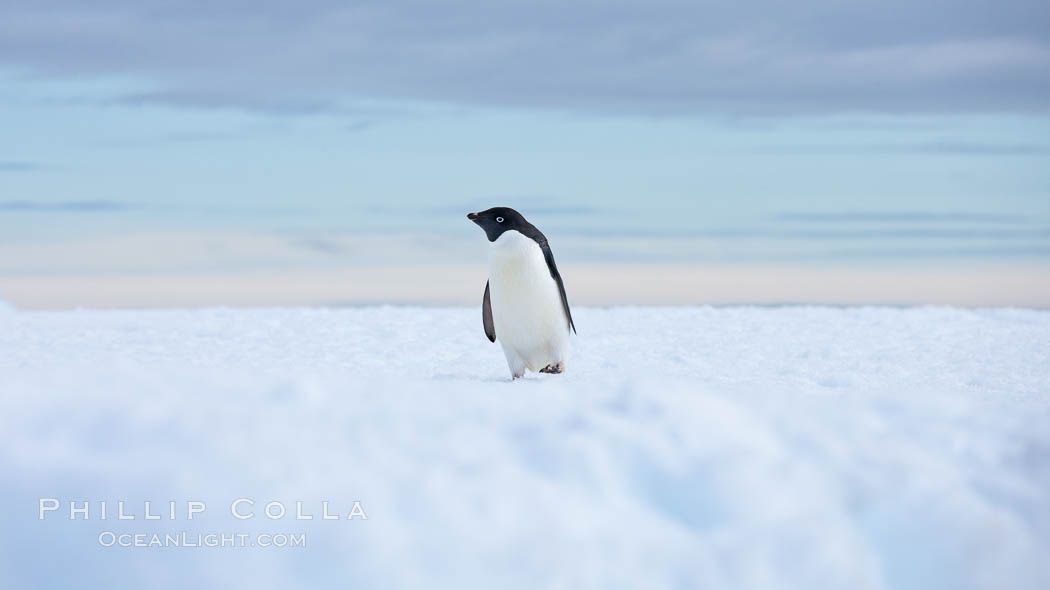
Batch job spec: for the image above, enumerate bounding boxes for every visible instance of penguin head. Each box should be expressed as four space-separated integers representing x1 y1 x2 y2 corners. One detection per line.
467 207 532 242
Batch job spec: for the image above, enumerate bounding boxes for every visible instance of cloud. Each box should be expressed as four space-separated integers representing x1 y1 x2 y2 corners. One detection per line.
428 202 601 217
0 160 42 172
0 1 1047 115
0 200 131 211
755 142 1050 155
93 130 258 148
567 227 1050 240
774 212 1031 224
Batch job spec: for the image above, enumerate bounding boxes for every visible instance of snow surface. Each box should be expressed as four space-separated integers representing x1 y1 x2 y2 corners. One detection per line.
1 306 1048 589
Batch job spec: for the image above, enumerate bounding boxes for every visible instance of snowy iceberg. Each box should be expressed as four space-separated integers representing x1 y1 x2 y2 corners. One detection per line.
0 306 1047 589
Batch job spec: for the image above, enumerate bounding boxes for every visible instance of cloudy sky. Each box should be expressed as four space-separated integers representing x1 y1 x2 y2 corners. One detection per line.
1 0 1048 305
3 0 1048 114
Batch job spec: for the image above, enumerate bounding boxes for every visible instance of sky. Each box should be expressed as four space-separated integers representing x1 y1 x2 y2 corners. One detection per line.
0 0 1048 307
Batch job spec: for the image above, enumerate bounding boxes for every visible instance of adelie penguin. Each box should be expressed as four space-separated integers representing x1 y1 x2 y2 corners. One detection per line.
467 207 576 380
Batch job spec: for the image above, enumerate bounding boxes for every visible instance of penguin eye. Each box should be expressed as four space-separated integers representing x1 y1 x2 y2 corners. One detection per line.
496 216 504 223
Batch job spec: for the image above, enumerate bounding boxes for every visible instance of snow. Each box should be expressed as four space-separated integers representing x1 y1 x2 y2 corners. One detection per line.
1 306 1048 589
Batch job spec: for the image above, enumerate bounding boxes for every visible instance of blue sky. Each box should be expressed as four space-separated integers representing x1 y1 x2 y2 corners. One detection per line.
1 0 1049 276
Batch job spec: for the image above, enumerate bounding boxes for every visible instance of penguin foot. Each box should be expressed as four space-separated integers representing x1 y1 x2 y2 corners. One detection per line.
539 363 564 374
512 372 524 380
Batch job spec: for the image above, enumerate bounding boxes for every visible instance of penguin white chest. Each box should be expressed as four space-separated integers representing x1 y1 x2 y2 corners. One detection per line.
487 230 570 373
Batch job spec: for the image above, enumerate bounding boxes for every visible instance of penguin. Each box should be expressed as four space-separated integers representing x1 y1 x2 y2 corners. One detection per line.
467 207 576 380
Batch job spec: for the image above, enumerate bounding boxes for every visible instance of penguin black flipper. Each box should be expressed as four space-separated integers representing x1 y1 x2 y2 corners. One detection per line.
482 281 496 343
539 242 576 335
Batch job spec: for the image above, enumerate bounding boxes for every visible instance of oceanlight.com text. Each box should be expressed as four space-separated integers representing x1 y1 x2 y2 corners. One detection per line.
97 531 307 549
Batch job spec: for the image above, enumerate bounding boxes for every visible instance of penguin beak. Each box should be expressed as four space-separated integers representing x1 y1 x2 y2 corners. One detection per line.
467 212 479 222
